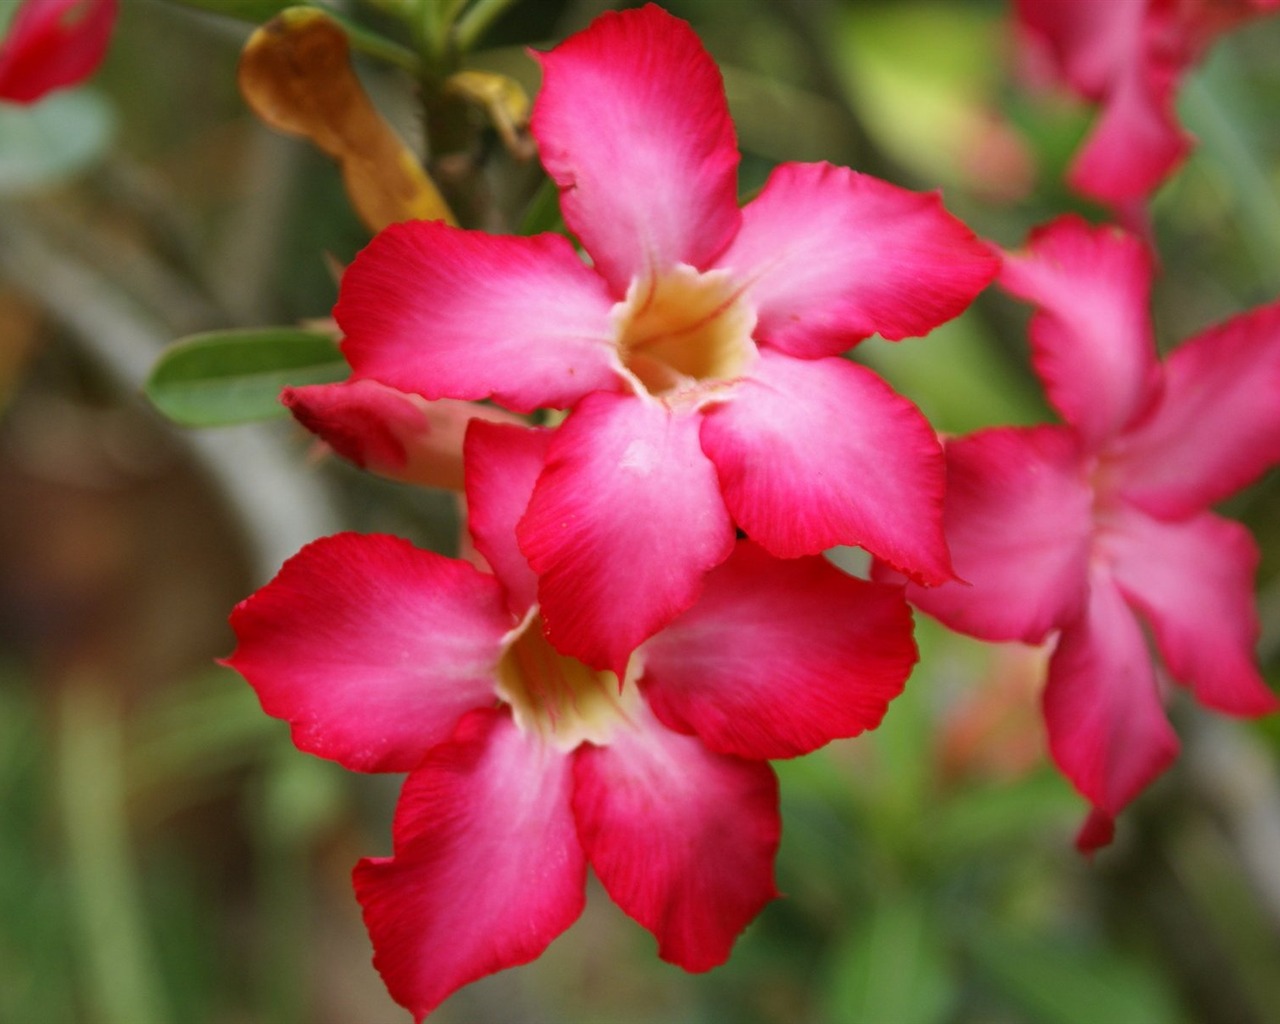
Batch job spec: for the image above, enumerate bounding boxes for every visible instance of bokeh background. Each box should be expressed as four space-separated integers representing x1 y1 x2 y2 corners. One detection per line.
2 1 1279 1021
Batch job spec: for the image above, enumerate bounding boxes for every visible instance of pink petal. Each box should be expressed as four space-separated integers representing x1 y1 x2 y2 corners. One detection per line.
530 4 741 293
573 701 779 971
1043 571 1180 824
1075 807 1116 855
1015 0 1141 100
699 349 952 582
1109 300 1280 517
892 426 1094 644
0 0 117 104
1014 0 1189 205
463 420 552 616
639 541 916 759
1065 45 1188 205
518 392 735 675
1057 0 1280 207
1100 506 1278 716
337 220 620 413
1017 0 1280 206
225 533 511 773
354 709 585 1020
716 162 997 358
283 379 519 491
998 216 1162 449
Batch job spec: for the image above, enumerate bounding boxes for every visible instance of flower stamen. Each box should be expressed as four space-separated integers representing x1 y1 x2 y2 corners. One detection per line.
612 264 757 399
497 611 637 750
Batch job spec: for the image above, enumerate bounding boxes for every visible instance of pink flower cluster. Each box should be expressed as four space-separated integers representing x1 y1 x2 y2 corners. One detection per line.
231 7 991 1013
222 3 1280 1018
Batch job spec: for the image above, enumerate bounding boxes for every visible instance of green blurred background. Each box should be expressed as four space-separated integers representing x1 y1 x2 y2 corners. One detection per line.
1 1 1278 1021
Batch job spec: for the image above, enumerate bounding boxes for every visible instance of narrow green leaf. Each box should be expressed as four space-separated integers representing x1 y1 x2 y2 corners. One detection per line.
57 682 169 1024
518 175 566 236
455 0 522 51
825 891 955 1024
930 773 1080 862
970 927 1182 1024
145 327 347 427
1180 54 1280 291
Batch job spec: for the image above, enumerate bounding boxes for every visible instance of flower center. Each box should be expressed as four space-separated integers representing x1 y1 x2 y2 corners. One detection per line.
496 611 638 751
1087 452 1127 519
612 264 757 399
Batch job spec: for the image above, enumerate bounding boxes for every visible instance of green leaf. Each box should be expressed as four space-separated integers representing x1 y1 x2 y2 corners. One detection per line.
824 891 956 1024
145 328 347 427
1180 50 1280 290
970 927 1182 1024
931 772 1081 862
518 175 566 236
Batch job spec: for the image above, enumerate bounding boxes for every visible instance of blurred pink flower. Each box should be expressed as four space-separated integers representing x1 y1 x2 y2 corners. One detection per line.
882 215 1280 850
1015 0 1280 209
226 421 917 1019
0 0 117 104
335 3 996 674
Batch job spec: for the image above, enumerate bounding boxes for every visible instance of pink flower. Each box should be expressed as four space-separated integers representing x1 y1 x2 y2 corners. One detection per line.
0 0 117 104
882 216 1280 850
1015 0 1280 209
334 3 996 674
225 420 918 1019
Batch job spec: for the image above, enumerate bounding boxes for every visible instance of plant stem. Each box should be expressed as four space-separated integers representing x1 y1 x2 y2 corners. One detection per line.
333 12 424 75
454 0 521 52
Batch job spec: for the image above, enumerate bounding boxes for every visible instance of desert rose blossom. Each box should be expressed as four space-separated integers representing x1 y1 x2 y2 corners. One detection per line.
1014 0 1280 210
225 420 918 1020
335 3 997 675
0 0 117 104
881 216 1280 851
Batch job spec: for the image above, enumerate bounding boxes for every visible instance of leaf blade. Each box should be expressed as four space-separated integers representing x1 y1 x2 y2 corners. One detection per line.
145 328 347 427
